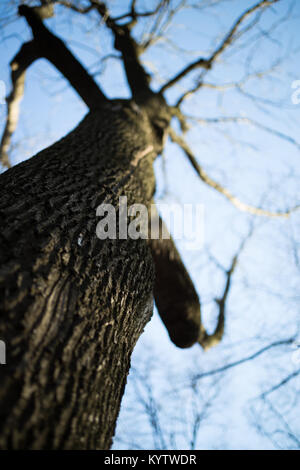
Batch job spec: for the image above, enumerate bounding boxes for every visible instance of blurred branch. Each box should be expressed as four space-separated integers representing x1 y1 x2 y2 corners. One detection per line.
194 338 295 380
1 3 108 166
198 227 254 350
113 0 170 23
175 62 281 106
251 393 300 449
186 115 300 151
159 0 278 93
91 1 152 97
19 5 107 109
54 0 170 24
91 53 121 77
141 0 185 50
169 128 300 218
260 368 300 398
132 368 167 449
55 0 95 14
0 41 39 168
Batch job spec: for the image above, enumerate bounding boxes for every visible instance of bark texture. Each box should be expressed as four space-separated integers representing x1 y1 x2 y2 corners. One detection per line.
0 100 158 449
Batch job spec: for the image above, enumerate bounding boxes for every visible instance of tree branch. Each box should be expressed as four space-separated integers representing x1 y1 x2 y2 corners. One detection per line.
112 0 169 23
169 129 299 218
194 338 295 380
91 1 152 98
260 368 300 398
148 209 201 349
19 4 107 110
159 0 278 93
55 0 95 14
0 41 40 168
186 115 300 151
198 227 253 350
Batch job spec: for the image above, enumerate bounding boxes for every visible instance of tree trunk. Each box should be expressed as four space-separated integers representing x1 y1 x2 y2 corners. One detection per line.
0 100 157 449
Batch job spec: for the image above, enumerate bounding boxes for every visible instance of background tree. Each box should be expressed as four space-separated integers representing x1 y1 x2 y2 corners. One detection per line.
0 0 299 449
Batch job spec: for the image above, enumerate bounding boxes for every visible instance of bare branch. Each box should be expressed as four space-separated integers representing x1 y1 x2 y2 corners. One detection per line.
55 0 95 14
186 115 300 152
141 0 183 50
1 3 109 166
198 227 254 350
260 368 300 398
91 1 152 98
19 5 107 110
194 338 295 381
112 0 169 23
0 41 39 168
169 129 299 218
174 64 280 107
159 0 278 93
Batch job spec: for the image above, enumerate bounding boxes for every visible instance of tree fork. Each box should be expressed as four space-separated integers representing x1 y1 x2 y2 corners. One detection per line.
19 4 107 110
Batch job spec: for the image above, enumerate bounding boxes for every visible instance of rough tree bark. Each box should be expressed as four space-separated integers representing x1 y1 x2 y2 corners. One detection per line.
0 100 163 449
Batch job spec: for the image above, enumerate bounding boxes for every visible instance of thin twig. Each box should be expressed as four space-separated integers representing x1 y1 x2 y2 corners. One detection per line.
160 0 278 93
169 129 299 218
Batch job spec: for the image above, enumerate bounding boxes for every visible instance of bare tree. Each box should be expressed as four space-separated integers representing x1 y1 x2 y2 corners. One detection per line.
0 0 299 449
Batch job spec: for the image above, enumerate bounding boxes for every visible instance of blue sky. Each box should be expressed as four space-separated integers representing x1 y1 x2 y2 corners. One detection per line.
0 0 300 449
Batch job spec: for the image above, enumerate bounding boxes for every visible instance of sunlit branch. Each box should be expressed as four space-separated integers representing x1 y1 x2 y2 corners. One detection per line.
159 0 278 93
175 77 204 107
0 41 39 168
169 129 299 218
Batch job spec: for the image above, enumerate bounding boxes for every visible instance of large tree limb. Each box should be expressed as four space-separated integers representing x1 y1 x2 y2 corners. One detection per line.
148 209 249 351
159 0 278 93
169 129 299 218
19 5 107 110
1 4 107 167
148 210 201 349
0 41 39 168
